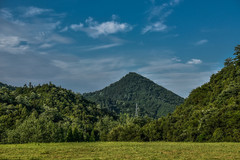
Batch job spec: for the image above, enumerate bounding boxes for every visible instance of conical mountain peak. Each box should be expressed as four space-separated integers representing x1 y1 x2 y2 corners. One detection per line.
84 73 184 118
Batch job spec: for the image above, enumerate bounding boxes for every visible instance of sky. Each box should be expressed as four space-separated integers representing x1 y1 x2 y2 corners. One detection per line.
0 0 240 97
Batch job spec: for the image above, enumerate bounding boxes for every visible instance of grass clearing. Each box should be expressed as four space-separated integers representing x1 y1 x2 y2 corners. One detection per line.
0 142 240 159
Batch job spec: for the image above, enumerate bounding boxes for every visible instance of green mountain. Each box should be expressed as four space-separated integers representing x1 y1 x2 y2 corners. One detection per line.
107 45 240 142
160 46 240 142
84 72 184 118
137 45 240 142
0 83 115 143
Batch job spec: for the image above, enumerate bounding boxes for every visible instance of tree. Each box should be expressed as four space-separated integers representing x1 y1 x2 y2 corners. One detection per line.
73 127 80 142
234 45 240 65
66 128 74 142
212 128 224 142
224 57 233 67
89 130 95 142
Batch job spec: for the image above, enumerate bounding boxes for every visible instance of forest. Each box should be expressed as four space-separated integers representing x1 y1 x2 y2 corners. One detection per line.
0 45 240 143
84 72 184 118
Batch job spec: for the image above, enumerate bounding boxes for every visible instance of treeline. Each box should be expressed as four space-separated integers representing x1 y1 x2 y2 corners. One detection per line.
0 82 15 91
0 83 116 143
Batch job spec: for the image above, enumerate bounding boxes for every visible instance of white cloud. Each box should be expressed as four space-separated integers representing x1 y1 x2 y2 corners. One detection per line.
86 43 121 51
70 23 84 31
195 39 208 46
23 7 52 17
170 0 181 6
39 43 54 49
0 8 13 19
60 26 68 32
0 7 72 54
142 0 181 34
187 59 202 65
52 60 69 70
0 35 20 47
147 3 169 21
0 35 29 54
90 21 131 37
111 14 119 20
142 22 167 34
171 57 181 62
47 34 72 44
70 16 132 38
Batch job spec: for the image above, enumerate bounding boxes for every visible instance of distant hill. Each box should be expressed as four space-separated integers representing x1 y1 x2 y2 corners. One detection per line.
0 82 15 90
0 83 115 143
84 72 184 118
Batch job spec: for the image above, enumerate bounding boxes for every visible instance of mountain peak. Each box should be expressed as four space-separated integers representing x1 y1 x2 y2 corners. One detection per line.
123 72 144 79
84 73 184 118
126 72 140 76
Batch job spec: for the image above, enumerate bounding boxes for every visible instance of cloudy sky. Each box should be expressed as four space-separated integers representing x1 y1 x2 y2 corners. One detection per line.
0 0 240 97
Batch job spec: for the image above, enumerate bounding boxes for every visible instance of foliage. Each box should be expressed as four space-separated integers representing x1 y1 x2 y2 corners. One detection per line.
84 72 184 118
0 82 16 91
0 83 115 143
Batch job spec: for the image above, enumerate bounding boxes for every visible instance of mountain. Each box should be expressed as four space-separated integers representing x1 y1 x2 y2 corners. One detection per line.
140 45 240 142
0 82 15 90
0 83 115 143
84 72 184 118
107 45 240 142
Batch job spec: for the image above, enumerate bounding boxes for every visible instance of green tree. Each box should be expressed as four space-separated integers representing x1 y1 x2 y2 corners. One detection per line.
212 128 224 142
89 130 95 142
73 127 80 142
224 57 233 67
66 128 74 142
234 45 240 65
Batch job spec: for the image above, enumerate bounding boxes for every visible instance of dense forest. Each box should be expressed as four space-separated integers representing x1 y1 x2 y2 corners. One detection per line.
84 72 184 118
0 45 240 143
0 83 117 143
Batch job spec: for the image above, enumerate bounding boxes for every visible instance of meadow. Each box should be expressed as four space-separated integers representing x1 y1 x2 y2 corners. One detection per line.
0 142 240 160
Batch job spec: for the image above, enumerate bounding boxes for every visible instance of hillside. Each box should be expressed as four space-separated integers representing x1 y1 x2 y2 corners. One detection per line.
0 83 115 143
106 45 240 142
161 46 240 141
84 72 184 118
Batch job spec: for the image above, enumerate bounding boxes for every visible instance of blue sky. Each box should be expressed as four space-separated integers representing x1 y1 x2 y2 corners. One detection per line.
0 0 240 97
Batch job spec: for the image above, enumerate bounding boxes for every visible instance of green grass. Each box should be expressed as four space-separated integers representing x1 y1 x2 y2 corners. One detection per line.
0 142 240 160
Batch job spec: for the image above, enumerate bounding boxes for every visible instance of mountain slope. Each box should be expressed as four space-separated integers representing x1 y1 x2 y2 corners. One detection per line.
84 72 184 118
106 45 240 142
152 45 240 142
0 83 115 143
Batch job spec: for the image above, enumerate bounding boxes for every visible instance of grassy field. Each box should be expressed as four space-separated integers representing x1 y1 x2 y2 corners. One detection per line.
0 142 240 160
